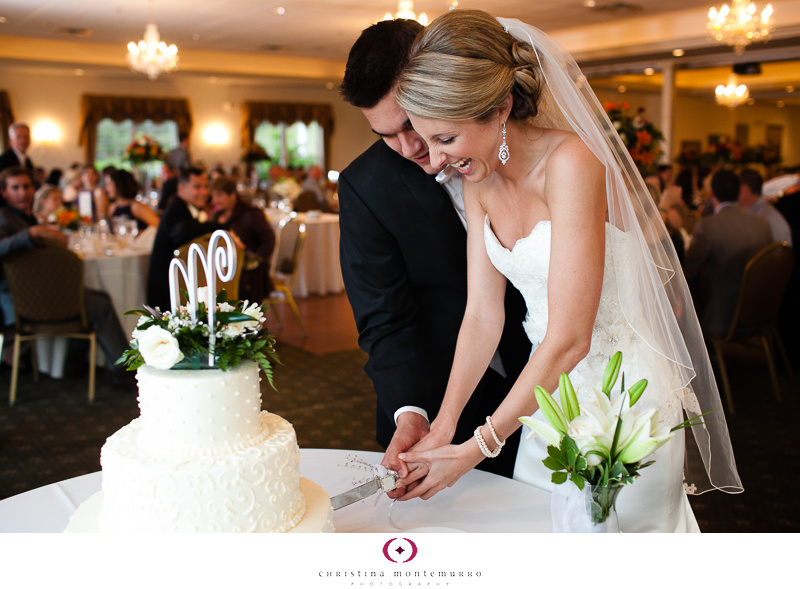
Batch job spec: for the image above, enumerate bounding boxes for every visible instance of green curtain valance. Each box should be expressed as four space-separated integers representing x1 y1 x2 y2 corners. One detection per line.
79 94 192 163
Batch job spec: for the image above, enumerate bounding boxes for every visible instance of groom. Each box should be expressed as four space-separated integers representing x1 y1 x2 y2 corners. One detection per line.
338 19 530 493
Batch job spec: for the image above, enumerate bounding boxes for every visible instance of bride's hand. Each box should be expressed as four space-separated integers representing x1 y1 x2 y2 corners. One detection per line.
395 441 483 501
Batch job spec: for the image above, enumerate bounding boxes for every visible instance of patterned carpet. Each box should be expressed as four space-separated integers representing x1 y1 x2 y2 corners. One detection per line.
0 341 797 532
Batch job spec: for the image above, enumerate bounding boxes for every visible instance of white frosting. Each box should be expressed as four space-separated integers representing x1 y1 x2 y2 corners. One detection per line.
90 361 332 533
136 362 264 456
66 479 335 534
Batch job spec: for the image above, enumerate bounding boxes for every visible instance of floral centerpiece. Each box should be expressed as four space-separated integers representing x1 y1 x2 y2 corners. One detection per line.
47 207 86 231
116 287 280 387
700 139 753 169
604 102 664 176
520 352 701 530
271 177 302 201
124 135 167 165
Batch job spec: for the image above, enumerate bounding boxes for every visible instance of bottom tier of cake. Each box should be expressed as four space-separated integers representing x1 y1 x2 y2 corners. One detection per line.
65 478 334 533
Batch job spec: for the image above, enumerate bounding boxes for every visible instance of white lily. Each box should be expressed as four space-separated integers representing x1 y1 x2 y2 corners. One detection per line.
616 409 672 464
520 416 562 446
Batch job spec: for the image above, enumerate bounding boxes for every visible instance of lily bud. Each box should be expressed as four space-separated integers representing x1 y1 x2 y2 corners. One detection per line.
559 372 580 422
628 378 648 406
602 351 622 396
534 385 569 434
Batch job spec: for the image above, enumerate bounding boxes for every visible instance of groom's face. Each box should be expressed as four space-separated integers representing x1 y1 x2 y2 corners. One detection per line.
361 91 441 175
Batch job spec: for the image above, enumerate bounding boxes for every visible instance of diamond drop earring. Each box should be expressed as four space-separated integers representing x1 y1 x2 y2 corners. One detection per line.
498 122 510 165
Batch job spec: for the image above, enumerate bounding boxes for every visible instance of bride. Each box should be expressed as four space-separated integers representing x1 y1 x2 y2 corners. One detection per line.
392 9 742 532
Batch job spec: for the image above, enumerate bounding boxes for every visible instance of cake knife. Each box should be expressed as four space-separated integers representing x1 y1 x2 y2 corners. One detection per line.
330 468 398 510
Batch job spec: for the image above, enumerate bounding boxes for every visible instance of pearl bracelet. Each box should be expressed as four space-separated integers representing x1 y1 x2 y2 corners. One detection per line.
474 423 502 459
485 416 505 449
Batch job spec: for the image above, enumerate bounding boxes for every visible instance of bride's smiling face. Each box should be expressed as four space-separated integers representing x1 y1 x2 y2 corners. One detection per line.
409 114 502 183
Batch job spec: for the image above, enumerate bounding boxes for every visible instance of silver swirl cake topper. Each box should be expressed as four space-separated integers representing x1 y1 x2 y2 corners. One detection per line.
167 229 237 366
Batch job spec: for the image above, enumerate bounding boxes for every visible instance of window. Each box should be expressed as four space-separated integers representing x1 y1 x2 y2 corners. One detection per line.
95 118 178 174
79 94 192 169
253 120 324 169
242 101 333 176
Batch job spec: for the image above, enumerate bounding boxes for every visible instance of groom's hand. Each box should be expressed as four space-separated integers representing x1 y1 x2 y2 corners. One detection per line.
382 412 429 499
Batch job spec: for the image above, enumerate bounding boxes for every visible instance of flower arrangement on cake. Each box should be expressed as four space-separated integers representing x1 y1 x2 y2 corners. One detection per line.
520 352 702 527
603 102 664 176
117 287 279 385
124 135 166 164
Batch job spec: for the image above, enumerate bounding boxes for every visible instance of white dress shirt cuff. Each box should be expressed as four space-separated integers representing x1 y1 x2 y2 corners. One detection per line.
393 406 430 426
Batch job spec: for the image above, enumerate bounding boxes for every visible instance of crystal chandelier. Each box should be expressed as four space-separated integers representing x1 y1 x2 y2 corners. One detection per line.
715 74 750 107
384 1 428 25
708 0 774 55
126 1 179 80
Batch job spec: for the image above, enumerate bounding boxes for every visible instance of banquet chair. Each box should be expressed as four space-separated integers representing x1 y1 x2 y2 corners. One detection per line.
705 241 795 414
174 231 244 303
264 214 307 336
293 190 323 213
3 243 97 406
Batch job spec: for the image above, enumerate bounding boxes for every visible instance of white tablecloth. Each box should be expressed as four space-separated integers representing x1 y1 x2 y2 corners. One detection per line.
82 241 151 337
34 233 152 376
0 449 552 533
268 212 344 298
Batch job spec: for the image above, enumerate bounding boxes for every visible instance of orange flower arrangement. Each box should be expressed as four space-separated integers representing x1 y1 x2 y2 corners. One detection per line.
604 102 664 176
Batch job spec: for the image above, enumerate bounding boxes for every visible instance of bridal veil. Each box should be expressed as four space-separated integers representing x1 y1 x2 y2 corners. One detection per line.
498 18 741 494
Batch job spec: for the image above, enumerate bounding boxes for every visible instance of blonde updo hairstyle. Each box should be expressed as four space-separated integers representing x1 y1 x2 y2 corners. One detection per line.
396 9 542 123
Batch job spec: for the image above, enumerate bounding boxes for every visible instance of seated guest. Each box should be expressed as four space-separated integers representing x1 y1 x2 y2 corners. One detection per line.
0 167 133 386
79 164 110 221
739 168 792 246
210 176 275 302
299 164 330 212
107 169 159 232
146 166 222 310
158 163 179 211
683 169 773 336
32 184 64 225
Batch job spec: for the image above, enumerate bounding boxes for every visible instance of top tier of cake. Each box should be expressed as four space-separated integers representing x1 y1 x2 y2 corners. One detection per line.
136 361 265 456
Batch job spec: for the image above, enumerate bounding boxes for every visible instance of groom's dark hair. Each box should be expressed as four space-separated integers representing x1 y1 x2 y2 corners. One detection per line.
340 19 423 108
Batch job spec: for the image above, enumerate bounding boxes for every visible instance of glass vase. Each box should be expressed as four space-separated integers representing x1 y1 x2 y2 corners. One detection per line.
550 481 622 533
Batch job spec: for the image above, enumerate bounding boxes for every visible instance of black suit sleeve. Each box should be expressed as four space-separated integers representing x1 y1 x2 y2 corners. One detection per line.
338 171 435 428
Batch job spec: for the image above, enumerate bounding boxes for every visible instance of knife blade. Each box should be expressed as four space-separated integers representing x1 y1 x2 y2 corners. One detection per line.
330 470 398 510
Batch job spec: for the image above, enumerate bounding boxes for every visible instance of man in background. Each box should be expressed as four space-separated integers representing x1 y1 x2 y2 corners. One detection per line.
147 166 221 310
684 169 773 336
0 123 34 175
738 168 792 245
0 167 133 387
337 20 530 493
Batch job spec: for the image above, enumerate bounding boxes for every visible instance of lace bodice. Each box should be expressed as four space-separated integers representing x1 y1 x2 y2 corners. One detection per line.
484 215 683 414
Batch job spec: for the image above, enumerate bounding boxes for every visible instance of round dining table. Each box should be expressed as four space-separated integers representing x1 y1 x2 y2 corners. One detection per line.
0 449 552 533
266 210 344 298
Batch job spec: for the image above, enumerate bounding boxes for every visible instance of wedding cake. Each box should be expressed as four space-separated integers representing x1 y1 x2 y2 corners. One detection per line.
66 230 334 533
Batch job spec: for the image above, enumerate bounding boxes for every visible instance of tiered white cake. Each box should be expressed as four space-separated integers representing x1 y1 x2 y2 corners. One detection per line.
66 361 334 533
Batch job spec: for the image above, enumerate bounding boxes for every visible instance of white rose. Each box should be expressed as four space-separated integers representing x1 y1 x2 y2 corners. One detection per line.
138 325 184 370
196 286 209 307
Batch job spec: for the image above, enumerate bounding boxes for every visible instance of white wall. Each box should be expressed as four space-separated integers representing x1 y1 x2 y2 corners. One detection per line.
0 64 377 176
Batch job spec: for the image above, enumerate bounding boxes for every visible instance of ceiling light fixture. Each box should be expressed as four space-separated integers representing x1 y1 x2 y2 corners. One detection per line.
708 0 774 55
384 1 428 25
127 0 179 80
715 73 750 107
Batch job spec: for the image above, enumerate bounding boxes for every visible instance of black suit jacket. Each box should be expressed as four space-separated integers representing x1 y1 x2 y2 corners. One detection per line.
0 149 34 174
338 140 531 477
146 197 222 310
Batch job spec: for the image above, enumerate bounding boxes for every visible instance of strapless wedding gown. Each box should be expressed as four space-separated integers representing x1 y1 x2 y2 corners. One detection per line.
484 216 699 533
